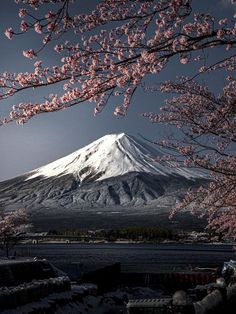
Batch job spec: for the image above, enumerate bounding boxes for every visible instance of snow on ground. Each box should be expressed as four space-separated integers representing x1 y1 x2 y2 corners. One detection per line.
26 133 206 182
1 286 163 314
56 286 163 314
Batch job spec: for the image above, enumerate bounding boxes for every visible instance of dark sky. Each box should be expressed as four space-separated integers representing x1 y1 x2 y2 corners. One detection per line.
0 0 235 181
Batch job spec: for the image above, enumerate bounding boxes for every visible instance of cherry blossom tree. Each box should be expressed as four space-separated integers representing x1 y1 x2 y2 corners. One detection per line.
0 208 29 258
0 0 235 237
144 76 236 238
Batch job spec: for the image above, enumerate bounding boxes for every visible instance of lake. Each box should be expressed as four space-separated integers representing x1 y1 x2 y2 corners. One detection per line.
16 243 236 272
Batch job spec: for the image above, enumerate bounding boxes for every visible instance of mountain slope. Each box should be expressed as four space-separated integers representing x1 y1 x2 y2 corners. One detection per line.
0 171 206 210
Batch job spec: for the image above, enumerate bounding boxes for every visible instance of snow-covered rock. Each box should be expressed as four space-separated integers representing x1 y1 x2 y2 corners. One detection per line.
27 133 205 182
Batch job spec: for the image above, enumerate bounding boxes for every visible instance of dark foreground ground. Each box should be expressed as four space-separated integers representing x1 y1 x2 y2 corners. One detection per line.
1 244 235 313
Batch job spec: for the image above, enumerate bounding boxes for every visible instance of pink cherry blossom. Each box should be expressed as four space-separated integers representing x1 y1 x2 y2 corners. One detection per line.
180 56 189 64
34 22 42 34
219 18 227 26
20 20 28 32
4 27 14 39
23 49 36 58
19 8 27 18
0 208 28 236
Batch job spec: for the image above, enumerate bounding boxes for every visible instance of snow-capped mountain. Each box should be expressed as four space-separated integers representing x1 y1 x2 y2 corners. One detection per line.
27 133 205 183
0 133 208 230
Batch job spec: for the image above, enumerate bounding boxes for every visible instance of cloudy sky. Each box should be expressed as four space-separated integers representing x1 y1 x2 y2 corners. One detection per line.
0 0 235 181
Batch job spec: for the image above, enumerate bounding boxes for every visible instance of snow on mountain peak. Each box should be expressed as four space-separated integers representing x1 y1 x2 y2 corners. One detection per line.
26 133 205 182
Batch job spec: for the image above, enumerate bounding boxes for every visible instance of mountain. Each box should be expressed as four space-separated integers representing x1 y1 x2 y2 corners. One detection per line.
0 133 208 230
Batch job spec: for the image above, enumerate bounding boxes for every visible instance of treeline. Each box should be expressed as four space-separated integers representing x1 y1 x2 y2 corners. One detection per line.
48 226 177 242
96 227 176 241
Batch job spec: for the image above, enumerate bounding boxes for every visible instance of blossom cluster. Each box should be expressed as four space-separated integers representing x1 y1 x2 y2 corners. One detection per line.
0 208 28 235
